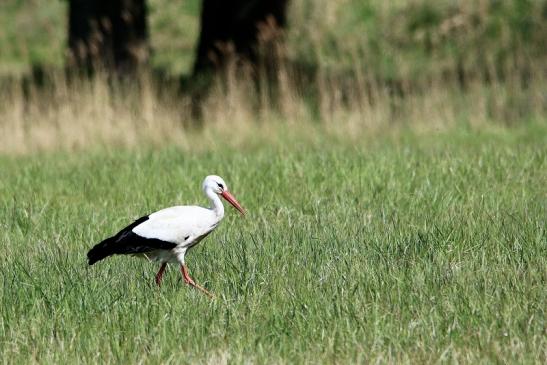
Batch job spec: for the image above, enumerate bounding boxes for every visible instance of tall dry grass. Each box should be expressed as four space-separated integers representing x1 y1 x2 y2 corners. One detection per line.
0 55 544 155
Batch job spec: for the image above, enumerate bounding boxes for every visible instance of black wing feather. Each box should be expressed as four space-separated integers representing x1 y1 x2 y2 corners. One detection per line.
87 215 177 265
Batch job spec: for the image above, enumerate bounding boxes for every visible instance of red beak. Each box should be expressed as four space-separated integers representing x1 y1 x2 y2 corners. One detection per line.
221 191 245 216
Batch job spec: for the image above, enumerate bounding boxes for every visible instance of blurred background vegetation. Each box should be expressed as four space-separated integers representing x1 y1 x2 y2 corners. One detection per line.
0 0 545 154
1 0 544 78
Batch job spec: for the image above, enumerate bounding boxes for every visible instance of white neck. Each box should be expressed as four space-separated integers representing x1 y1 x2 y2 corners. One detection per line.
205 188 224 218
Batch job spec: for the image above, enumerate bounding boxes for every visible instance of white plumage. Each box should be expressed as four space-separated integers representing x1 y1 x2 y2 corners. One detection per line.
134 206 218 250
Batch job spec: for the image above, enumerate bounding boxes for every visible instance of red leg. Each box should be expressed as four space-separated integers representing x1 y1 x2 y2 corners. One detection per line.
180 264 195 285
155 263 167 286
180 264 214 298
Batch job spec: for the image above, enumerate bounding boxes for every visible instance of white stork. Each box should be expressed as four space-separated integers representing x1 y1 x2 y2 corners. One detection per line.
87 175 245 297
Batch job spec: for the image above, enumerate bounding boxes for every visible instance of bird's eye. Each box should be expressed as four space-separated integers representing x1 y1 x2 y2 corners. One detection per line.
217 182 224 190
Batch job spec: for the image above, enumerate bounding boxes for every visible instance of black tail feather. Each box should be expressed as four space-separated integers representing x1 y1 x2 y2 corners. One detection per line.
87 237 116 265
88 215 151 265
87 232 176 265
87 215 177 265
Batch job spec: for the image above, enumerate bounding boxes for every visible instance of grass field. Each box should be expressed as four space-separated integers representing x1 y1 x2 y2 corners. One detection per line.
1 124 545 363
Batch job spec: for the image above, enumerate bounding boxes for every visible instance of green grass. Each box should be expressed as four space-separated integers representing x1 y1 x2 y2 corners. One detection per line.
1 125 545 363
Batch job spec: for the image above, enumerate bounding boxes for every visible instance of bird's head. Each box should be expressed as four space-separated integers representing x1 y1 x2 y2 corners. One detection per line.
203 175 245 216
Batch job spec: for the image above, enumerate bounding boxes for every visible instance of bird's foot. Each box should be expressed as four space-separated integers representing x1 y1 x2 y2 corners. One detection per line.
192 283 215 298
183 276 195 286
181 264 215 298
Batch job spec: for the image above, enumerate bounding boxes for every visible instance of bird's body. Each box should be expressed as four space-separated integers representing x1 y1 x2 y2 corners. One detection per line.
135 206 220 260
87 175 245 297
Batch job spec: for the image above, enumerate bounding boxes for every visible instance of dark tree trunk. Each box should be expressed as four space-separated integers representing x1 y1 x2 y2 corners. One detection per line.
67 0 149 75
192 0 289 77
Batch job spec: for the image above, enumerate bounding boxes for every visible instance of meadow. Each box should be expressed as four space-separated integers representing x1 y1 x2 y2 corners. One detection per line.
1 0 546 363
1 123 546 363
